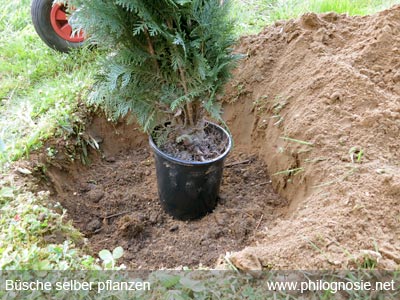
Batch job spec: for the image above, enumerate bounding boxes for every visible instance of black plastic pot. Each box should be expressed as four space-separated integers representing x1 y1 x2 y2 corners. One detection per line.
149 122 232 220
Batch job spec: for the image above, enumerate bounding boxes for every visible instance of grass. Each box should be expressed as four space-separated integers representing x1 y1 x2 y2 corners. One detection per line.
0 0 100 272
0 0 98 169
0 0 399 297
232 0 400 35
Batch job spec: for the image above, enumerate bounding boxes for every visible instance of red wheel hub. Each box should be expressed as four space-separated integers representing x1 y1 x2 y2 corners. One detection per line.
50 3 84 42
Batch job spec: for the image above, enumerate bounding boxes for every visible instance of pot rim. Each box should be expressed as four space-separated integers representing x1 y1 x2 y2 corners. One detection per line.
149 121 232 166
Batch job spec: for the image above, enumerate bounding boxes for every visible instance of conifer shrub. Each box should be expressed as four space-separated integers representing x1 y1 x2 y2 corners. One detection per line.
68 0 239 160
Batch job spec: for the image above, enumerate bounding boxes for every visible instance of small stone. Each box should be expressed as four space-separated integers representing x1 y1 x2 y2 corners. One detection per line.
169 225 179 232
79 183 96 193
105 156 116 163
218 192 227 201
144 169 151 176
229 251 262 278
330 91 342 101
87 219 101 232
87 189 104 203
218 195 227 205
16 167 32 175
149 212 160 224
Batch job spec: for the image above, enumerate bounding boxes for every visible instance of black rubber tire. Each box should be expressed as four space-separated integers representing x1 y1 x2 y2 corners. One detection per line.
31 0 83 53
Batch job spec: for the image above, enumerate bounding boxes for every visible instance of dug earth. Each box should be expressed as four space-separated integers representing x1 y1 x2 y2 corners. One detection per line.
32 5 400 270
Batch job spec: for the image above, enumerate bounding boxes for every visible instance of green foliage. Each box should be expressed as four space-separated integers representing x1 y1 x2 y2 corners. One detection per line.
68 0 239 133
0 0 98 168
349 146 364 163
0 189 95 270
98 246 126 270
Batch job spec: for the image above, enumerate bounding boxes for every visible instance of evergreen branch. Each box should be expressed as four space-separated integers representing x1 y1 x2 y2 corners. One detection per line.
69 0 240 134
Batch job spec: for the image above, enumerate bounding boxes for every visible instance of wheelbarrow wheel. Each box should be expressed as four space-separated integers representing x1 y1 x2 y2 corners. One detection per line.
31 0 84 53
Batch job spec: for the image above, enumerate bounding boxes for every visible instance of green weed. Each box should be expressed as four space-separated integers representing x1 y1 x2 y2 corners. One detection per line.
98 247 126 270
349 146 364 163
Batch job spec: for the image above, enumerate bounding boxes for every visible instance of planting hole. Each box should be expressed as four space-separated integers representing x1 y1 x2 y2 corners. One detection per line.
40 115 287 269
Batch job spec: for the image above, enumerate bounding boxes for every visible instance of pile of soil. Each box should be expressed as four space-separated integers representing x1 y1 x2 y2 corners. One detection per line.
33 5 400 270
40 117 287 269
223 5 400 269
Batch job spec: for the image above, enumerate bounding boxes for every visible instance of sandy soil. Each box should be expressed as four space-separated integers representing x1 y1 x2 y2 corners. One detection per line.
223 5 400 270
